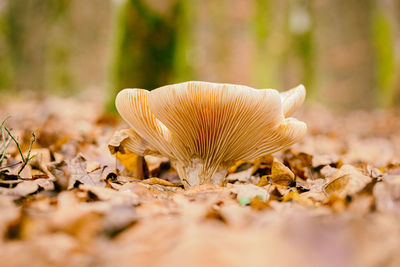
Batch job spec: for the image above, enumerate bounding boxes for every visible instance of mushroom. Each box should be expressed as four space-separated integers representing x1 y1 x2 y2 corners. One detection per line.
115 81 306 188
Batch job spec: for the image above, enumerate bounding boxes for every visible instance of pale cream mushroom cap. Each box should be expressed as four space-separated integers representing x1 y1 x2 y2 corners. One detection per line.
115 81 307 188
280 84 306 117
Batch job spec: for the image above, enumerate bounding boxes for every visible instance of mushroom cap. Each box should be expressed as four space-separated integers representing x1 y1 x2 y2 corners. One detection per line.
115 81 306 182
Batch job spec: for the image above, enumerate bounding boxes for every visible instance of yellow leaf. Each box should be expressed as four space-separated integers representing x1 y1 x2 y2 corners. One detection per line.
116 151 140 173
282 191 314 206
227 160 246 174
257 175 269 187
270 159 295 186
141 178 175 187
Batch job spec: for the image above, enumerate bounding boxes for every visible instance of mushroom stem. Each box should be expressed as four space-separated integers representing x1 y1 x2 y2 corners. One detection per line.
174 159 227 188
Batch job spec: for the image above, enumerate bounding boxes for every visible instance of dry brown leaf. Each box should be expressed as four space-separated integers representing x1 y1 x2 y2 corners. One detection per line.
282 190 314 206
47 160 70 190
0 195 20 235
102 204 138 237
226 167 253 182
79 184 139 205
320 165 338 178
324 165 372 198
323 194 347 212
204 207 227 224
257 175 269 187
374 176 400 213
3 96 400 267
108 129 131 154
0 181 39 197
312 154 340 168
250 196 271 211
284 152 313 180
270 159 295 186
348 195 374 215
141 177 176 187
231 184 269 202
251 155 274 176
67 154 105 188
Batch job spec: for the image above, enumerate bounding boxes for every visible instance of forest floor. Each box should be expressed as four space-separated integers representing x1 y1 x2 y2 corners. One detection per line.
0 97 400 267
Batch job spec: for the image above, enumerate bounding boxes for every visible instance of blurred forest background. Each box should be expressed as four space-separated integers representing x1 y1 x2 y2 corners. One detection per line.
0 0 399 109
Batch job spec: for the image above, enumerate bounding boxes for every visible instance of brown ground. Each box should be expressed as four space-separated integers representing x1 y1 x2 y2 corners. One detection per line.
1 97 400 267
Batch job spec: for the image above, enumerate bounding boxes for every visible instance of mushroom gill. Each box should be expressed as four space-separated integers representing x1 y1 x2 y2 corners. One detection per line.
115 81 306 188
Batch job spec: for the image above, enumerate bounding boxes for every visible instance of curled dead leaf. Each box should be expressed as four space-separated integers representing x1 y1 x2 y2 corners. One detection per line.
324 165 372 198
108 129 132 154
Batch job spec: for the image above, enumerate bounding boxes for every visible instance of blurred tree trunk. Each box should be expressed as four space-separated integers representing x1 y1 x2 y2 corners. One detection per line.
285 0 313 93
252 0 287 89
311 0 375 108
171 0 194 83
396 0 400 107
372 0 400 107
107 0 183 111
1 0 51 92
0 0 110 94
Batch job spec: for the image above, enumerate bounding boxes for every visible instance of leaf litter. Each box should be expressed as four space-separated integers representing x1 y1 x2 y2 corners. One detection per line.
0 98 400 267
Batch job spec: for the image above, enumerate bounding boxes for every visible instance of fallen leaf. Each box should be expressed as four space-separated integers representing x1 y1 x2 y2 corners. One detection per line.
282 190 314 206
108 129 132 154
270 159 295 186
226 167 253 182
251 155 274 176
257 175 269 187
231 184 269 202
323 194 347 212
204 207 227 224
47 160 70 190
140 177 176 187
68 154 105 188
250 196 271 211
102 204 138 238
0 181 39 197
116 151 147 179
284 152 313 180
374 176 400 213
324 165 372 198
